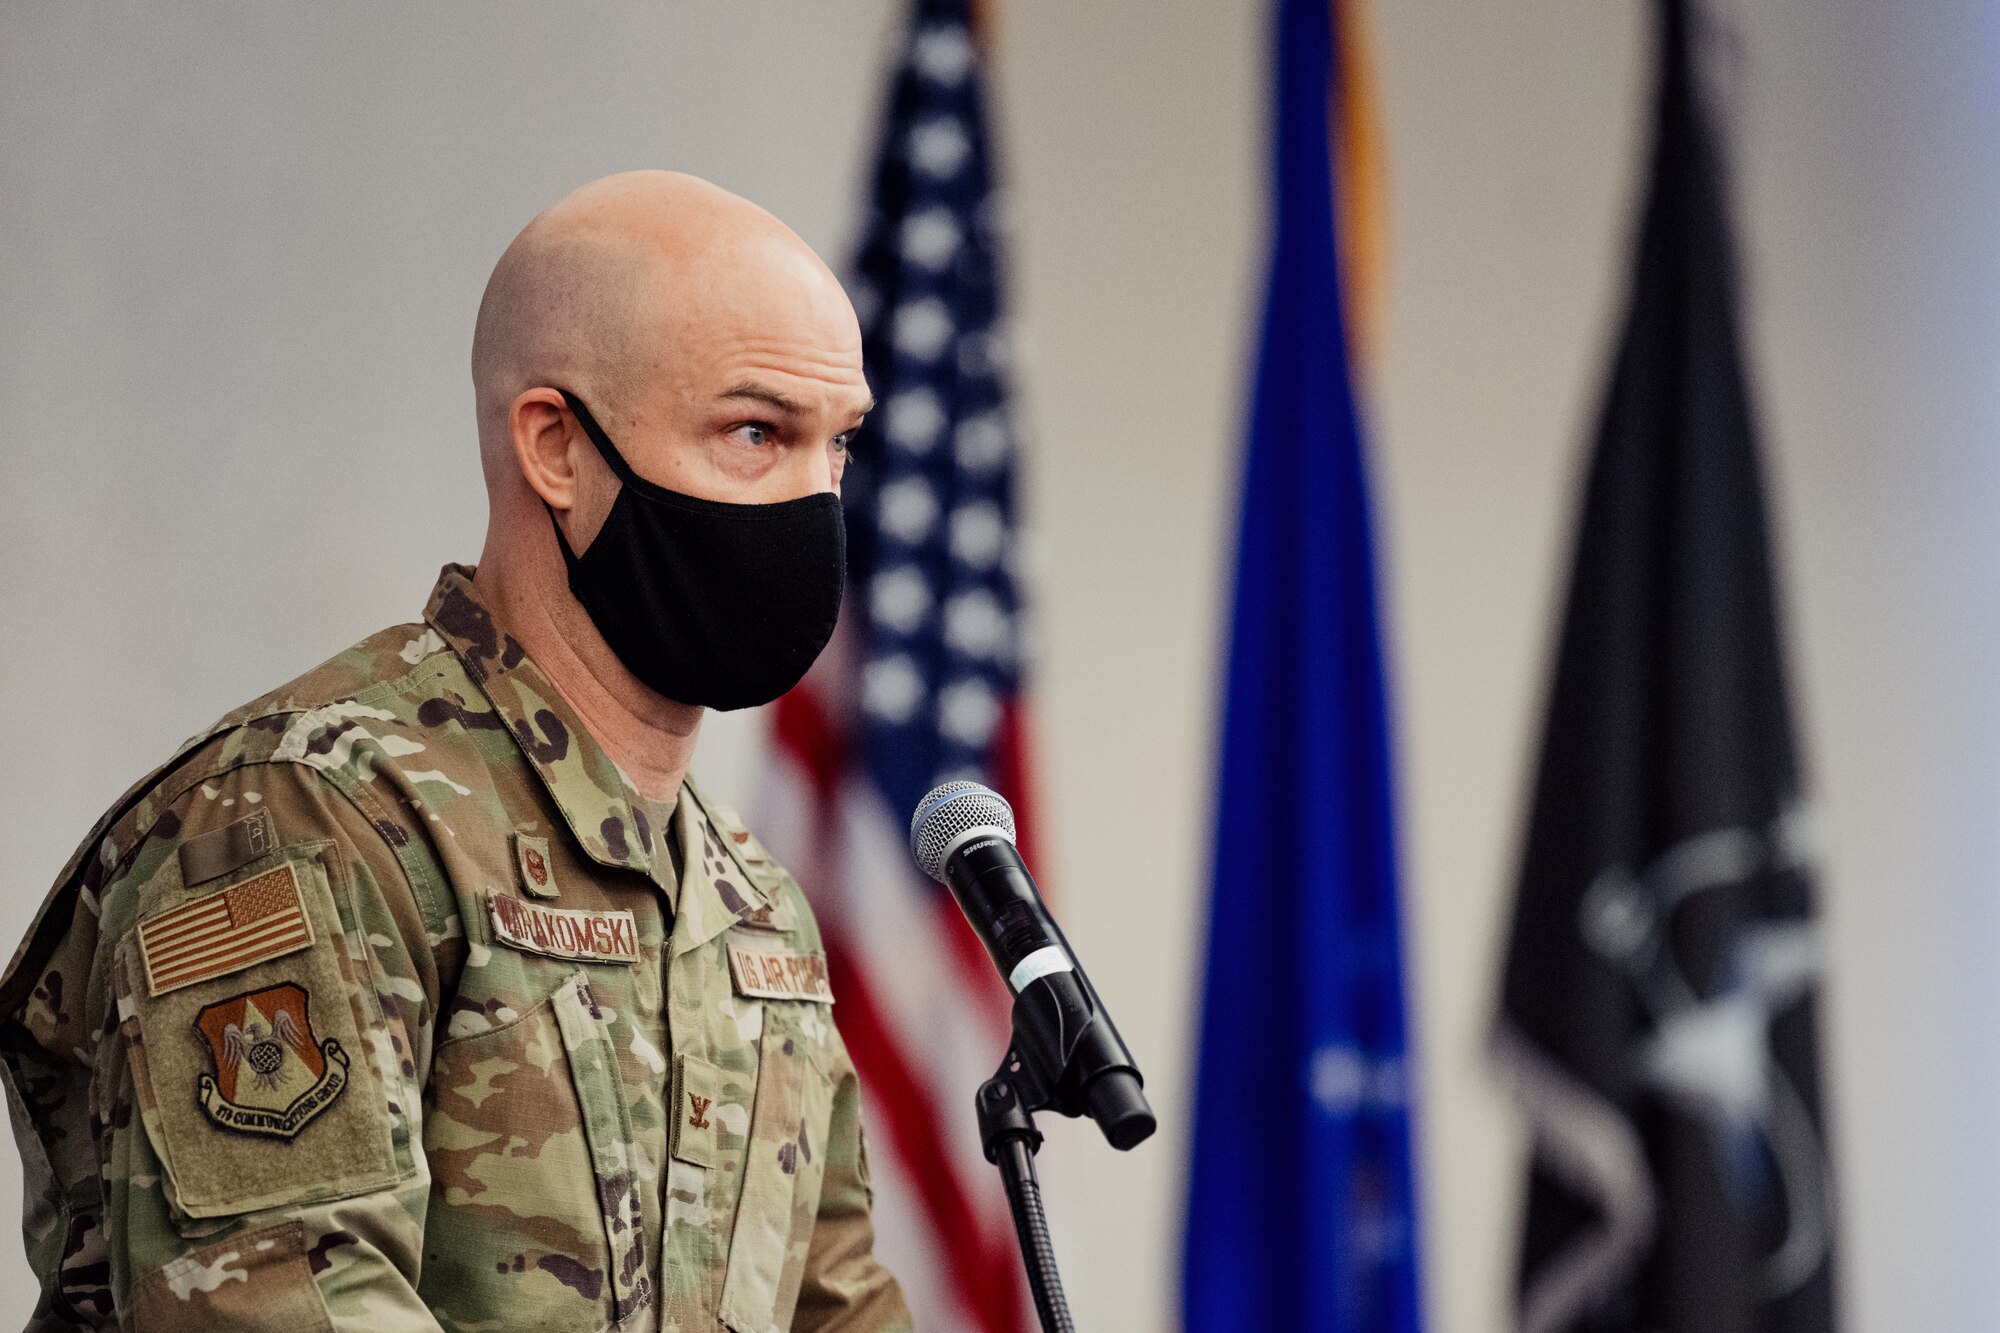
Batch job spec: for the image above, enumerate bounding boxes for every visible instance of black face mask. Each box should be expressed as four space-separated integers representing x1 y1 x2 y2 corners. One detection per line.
547 390 845 711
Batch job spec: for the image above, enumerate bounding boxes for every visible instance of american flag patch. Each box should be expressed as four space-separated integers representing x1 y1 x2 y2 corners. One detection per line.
139 863 315 996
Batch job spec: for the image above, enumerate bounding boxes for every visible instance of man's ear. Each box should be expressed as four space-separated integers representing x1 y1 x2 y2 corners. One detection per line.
509 389 581 512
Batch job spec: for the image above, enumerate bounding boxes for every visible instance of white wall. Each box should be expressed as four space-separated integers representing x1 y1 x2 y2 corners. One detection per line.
0 0 903 1309
6 3 2000 1330
1368 3 2000 1329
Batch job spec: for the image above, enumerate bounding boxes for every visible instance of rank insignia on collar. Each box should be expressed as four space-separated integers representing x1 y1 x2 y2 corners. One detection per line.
733 897 798 933
192 983 349 1139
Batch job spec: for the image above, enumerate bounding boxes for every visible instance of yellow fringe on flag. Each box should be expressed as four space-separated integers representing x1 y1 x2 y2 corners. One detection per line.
1333 0 1390 373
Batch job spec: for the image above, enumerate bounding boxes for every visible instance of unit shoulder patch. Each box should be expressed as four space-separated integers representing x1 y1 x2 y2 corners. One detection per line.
192 982 349 1139
138 862 314 996
726 943 834 1003
489 894 640 964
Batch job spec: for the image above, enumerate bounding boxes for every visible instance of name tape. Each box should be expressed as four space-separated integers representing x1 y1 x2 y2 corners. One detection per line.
489 894 639 965
726 944 834 1004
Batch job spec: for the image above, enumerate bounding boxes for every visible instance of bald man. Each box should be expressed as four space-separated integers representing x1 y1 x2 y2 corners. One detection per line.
0 173 911 1332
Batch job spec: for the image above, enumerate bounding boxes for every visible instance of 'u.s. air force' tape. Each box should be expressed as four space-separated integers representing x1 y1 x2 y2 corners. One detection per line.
1008 945 1073 992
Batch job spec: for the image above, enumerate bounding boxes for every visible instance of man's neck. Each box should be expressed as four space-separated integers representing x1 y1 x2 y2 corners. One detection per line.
472 553 702 804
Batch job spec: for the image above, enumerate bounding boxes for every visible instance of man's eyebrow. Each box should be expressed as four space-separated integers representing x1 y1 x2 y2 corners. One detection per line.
718 381 874 421
718 381 805 414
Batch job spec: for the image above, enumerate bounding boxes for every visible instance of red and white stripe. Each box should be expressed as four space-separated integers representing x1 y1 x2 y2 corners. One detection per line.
762 667 1036 1333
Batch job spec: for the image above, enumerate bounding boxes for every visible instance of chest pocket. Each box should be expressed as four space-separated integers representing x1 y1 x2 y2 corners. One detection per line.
718 1000 837 1333
422 972 651 1333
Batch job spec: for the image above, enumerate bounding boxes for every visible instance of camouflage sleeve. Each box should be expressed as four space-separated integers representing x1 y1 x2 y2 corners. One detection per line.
791 1029 913 1331
3 755 452 1331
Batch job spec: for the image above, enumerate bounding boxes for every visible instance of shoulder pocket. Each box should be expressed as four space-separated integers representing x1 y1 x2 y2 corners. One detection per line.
114 842 406 1220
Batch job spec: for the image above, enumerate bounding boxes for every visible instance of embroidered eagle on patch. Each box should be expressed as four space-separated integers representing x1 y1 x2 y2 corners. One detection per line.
192 982 349 1138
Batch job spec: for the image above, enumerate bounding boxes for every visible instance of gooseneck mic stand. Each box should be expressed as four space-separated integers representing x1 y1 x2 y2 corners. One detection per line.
978 1050 1073 1332
975 958 1156 1333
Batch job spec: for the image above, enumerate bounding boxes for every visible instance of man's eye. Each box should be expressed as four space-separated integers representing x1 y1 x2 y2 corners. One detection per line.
830 430 855 457
732 423 775 447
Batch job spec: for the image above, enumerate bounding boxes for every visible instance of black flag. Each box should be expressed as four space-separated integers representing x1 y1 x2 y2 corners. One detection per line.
1495 2 1838 1330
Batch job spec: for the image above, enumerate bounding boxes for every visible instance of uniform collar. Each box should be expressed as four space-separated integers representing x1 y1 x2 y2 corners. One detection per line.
424 565 660 880
421 566 771 938
669 779 774 956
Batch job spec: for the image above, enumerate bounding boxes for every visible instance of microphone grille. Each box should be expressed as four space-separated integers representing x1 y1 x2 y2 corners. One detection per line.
909 781 1016 882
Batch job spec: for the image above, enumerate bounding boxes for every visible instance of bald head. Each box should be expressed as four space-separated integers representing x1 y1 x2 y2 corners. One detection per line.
473 170 860 460
471 172 866 538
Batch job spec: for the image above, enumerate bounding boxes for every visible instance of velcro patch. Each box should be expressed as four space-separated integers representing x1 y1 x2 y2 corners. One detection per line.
726 944 834 1004
139 863 314 996
489 894 639 964
192 982 348 1139
178 810 277 886
670 1053 722 1167
514 831 559 899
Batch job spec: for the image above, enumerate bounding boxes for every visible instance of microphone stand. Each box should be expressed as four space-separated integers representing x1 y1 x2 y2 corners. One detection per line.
913 791 1153 1330
969 935 1154 1333
976 1046 1074 1333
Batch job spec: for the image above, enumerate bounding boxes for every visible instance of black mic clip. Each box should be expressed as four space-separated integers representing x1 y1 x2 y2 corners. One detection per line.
975 1048 1044 1163
995 958 1155 1153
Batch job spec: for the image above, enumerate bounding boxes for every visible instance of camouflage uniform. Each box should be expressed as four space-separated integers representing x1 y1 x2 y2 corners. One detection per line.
0 566 911 1333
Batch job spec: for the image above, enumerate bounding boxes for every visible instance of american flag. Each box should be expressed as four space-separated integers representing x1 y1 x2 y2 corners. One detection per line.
761 0 1033 1328
139 863 314 996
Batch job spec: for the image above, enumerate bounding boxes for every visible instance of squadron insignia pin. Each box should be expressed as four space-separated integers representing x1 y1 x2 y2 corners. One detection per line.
192 982 348 1139
515 832 560 899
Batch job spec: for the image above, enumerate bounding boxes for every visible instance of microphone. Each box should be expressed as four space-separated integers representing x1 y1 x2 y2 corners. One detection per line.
910 781 1155 1150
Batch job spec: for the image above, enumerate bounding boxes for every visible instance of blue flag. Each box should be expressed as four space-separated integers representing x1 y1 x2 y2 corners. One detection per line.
1181 0 1423 1329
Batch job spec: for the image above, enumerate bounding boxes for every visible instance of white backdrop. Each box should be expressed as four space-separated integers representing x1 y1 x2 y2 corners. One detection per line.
5 3 2000 1330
